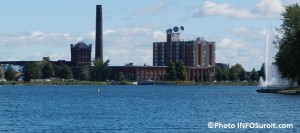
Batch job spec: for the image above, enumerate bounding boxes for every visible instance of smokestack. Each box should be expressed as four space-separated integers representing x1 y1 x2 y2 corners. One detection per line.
95 5 103 60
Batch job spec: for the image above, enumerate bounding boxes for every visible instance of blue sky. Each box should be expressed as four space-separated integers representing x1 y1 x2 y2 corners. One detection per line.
0 0 298 71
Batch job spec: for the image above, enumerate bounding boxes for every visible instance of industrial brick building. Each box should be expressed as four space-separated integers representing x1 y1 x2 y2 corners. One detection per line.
70 42 92 66
110 64 167 81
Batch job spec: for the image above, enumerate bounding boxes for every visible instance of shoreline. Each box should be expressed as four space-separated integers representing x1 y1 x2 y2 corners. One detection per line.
0 81 258 86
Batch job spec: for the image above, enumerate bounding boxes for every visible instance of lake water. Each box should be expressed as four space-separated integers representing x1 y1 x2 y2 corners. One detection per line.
0 85 299 132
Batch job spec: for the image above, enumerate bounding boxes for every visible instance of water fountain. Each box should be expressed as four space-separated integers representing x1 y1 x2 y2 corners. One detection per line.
258 32 288 87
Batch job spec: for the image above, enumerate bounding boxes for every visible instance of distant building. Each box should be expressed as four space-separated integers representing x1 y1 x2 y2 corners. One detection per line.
216 63 229 70
111 27 216 82
111 65 167 81
70 42 92 79
153 30 215 67
70 42 92 66
111 64 215 82
43 57 51 61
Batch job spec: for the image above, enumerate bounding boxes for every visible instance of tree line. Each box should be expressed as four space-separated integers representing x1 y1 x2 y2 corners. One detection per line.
23 61 73 82
2 58 111 82
2 58 265 83
165 61 263 82
215 63 263 82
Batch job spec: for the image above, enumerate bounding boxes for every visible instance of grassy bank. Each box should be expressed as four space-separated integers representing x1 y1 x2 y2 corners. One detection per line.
174 81 258 86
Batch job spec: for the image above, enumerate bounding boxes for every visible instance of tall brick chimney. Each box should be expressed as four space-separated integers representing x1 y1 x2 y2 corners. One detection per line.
95 5 103 60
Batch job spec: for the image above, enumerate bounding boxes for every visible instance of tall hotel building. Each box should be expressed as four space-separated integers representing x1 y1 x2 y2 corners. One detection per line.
111 27 216 82
153 28 215 67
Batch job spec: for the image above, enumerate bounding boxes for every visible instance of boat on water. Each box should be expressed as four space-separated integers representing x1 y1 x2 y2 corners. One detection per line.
137 80 176 85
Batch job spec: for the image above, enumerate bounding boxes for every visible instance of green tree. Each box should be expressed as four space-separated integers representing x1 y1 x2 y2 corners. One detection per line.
4 66 16 81
90 58 110 81
222 69 229 81
250 68 259 81
42 61 54 79
60 65 73 80
175 61 185 81
229 68 237 81
215 67 222 81
53 65 62 80
23 62 41 82
274 3 300 86
118 72 126 81
80 65 90 81
229 63 246 81
239 69 247 81
166 62 177 81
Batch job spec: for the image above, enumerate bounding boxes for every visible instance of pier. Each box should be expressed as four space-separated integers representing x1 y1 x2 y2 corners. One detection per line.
256 85 300 95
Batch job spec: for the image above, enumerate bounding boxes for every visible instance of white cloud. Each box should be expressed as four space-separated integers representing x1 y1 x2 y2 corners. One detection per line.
192 0 284 19
216 37 265 71
102 26 164 66
0 31 90 61
193 1 258 19
152 31 165 42
289 0 300 4
229 26 278 43
218 38 245 50
103 29 116 36
255 0 284 18
0 31 83 48
134 0 172 15
88 31 96 41
49 53 69 61
232 27 246 33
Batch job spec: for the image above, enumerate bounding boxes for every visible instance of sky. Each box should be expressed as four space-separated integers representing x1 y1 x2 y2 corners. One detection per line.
0 0 299 71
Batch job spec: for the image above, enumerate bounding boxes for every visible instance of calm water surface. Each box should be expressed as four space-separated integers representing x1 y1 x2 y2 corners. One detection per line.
0 85 299 132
